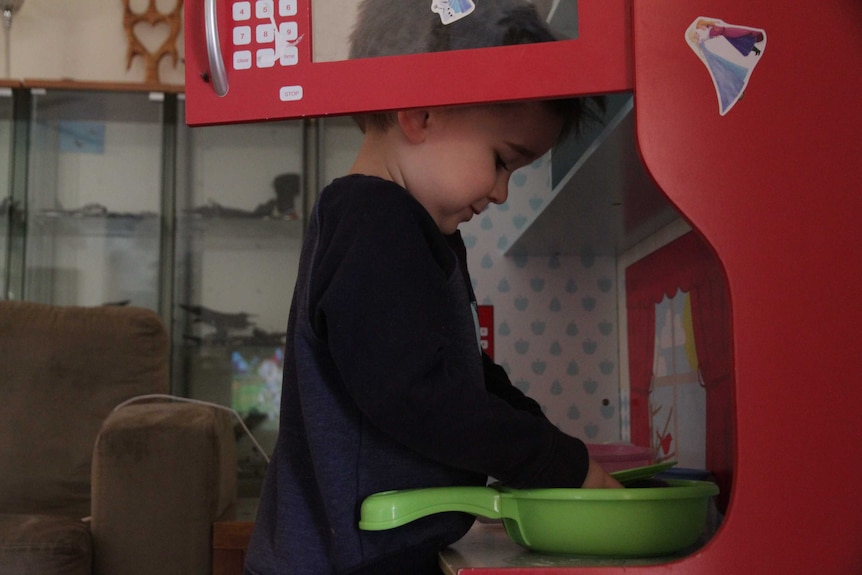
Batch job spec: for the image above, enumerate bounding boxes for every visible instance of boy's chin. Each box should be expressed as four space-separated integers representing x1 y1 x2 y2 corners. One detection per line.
433 219 459 235
440 222 462 235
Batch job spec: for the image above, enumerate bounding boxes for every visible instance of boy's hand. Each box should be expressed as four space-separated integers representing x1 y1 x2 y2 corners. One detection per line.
581 458 624 489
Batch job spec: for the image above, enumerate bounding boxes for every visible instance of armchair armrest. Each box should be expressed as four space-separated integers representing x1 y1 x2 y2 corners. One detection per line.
90 402 238 575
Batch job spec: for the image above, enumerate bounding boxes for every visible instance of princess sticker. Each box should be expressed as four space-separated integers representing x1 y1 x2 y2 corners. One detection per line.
686 17 767 116
432 0 476 25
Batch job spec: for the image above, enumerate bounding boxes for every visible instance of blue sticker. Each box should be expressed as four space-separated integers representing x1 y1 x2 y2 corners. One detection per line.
59 121 106 154
431 0 476 25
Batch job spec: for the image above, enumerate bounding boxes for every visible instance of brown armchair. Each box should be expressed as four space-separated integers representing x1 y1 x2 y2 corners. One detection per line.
0 301 237 575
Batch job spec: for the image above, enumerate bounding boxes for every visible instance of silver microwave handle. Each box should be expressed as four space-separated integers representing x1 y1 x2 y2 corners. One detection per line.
205 0 229 97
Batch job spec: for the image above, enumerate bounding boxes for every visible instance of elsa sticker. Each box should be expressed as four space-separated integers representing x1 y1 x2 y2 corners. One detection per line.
432 0 476 25
686 17 767 116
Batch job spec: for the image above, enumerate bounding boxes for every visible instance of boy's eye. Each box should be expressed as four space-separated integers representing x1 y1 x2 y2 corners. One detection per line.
495 154 510 172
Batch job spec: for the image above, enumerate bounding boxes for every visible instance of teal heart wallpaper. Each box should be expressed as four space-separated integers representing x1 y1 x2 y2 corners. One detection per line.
461 153 623 444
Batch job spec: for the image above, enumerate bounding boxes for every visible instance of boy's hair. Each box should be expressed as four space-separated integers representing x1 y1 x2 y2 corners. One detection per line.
348 0 604 140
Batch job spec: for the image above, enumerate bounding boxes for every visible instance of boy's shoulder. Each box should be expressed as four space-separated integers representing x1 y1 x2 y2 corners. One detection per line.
325 173 403 195
315 174 449 263
320 174 423 219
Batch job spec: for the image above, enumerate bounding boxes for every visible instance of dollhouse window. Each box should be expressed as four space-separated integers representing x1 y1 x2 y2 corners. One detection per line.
650 289 706 468
626 231 734 508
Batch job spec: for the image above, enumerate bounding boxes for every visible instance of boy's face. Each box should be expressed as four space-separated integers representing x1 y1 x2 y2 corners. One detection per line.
404 102 562 234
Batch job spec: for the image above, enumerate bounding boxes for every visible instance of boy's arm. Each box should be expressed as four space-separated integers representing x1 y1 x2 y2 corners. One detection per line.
314 183 592 488
482 352 621 488
445 232 547 419
482 351 547 419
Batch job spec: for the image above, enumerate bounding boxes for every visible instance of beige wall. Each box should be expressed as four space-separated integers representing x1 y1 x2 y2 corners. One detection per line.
3 1 560 85
1 0 362 86
310 0 356 62
3 0 186 85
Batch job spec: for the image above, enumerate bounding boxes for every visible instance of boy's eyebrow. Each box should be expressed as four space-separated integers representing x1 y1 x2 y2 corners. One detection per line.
506 142 541 160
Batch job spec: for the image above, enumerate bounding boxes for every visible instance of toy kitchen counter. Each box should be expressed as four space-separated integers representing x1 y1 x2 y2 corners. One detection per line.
439 521 694 574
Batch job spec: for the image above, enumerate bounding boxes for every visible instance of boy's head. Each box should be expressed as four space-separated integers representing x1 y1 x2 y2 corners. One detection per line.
359 96 601 147
388 100 566 234
348 0 603 140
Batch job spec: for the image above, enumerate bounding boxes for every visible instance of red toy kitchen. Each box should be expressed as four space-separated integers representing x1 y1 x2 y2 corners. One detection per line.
184 0 862 573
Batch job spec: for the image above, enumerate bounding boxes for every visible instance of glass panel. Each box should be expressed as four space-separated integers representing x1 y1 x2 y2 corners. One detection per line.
319 115 364 186
23 90 164 309
175 99 305 495
311 0 578 62
0 89 13 299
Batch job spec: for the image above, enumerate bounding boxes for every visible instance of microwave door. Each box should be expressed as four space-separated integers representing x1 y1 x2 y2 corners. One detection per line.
184 0 631 126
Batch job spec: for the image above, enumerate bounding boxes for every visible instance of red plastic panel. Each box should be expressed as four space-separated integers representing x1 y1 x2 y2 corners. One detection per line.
631 0 862 573
183 0 632 125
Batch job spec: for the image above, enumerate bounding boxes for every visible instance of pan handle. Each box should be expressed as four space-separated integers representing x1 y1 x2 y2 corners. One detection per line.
359 486 502 531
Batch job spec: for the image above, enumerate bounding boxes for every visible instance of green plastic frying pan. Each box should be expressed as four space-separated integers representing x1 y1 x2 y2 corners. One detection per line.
360 471 718 557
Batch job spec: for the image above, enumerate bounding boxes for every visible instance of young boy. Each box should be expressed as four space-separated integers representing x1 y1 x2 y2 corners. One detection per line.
243 100 621 574
244 4 620 575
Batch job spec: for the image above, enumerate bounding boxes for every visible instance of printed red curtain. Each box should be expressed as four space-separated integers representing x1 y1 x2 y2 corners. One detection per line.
625 231 734 510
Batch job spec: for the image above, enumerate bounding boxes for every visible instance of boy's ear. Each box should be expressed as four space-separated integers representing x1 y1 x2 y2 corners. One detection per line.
396 109 431 144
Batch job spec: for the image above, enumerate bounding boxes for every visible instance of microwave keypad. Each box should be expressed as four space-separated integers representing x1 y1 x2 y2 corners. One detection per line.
231 0 299 70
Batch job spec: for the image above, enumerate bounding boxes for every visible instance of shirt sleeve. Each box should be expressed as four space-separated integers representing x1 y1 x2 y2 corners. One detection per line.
309 181 589 488
482 352 548 419
443 231 550 421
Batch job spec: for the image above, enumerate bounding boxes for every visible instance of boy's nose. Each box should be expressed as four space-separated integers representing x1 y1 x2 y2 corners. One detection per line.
488 175 509 205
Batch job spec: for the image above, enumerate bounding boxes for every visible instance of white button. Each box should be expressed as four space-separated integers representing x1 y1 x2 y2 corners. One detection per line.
233 2 251 20
279 85 303 101
256 23 275 43
257 48 276 68
280 46 298 66
255 0 273 19
279 21 298 41
279 0 297 17
233 26 251 45
233 50 252 70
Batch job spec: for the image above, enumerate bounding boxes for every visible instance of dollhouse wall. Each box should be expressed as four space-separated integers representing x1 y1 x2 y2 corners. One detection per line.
461 154 623 443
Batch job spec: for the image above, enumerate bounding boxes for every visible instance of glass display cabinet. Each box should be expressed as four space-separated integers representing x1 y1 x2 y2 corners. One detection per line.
19 88 168 309
171 110 363 494
0 84 365 496
172 101 304 493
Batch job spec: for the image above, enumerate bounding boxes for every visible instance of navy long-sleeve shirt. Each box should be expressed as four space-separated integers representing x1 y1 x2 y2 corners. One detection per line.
244 175 589 575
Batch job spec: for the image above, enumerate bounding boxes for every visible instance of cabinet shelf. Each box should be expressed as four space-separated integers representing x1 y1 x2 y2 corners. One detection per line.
506 96 680 257
179 216 304 249
31 212 160 238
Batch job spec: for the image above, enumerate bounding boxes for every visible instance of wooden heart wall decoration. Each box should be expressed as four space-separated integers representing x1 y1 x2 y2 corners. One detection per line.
123 0 184 84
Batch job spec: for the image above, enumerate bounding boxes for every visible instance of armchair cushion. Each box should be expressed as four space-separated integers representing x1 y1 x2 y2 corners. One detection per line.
0 513 91 575
0 301 169 519
91 402 237 575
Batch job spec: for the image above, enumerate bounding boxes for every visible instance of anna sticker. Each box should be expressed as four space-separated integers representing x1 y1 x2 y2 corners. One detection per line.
686 17 767 116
